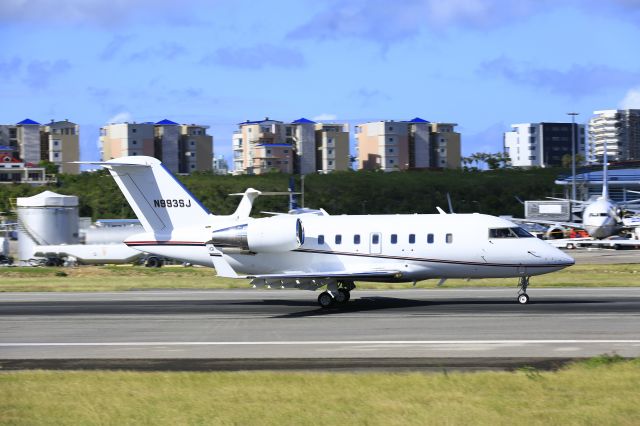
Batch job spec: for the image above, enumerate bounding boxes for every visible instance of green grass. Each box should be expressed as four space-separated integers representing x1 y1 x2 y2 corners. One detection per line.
1 357 639 425
1 264 639 292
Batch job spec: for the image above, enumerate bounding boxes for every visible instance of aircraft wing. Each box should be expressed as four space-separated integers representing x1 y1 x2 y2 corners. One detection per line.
245 270 403 281
511 217 584 229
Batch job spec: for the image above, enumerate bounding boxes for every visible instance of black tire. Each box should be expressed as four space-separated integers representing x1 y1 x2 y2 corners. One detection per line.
335 288 350 304
518 294 530 304
145 257 159 268
317 291 335 308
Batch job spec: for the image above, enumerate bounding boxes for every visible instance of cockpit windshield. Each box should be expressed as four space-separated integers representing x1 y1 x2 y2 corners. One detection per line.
488 227 534 239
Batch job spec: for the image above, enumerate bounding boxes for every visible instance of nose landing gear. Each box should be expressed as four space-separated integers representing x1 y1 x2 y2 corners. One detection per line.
517 276 530 304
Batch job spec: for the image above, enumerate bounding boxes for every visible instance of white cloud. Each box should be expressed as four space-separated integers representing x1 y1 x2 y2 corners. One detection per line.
312 113 338 121
106 111 133 124
0 0 205 26
619 87 640 109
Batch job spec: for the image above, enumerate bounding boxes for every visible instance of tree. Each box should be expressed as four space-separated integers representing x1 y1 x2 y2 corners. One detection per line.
38 160 59 175
561 153 585 168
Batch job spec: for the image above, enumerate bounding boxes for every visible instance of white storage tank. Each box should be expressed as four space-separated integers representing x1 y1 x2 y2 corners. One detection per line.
16 190 79 265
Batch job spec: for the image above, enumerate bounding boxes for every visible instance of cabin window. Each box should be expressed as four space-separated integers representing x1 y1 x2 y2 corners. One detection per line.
488 227 533 239
354 234 361 244
335 235 342 244
390 234 397 244
372 234 379 244
318 235 324 245
427 234 434 244
446 233 453 244
409 234 415 244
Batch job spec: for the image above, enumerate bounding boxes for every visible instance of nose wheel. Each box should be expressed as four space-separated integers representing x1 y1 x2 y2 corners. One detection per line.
517 276 530 304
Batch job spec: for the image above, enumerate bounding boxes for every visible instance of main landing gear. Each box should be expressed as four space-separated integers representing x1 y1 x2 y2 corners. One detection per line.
517 276 530 304
317 281 355 308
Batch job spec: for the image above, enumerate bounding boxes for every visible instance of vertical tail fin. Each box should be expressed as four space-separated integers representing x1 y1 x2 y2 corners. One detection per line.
94 156 211 234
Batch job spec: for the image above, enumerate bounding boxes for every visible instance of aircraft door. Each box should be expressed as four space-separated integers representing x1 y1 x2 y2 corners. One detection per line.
369 232 381 254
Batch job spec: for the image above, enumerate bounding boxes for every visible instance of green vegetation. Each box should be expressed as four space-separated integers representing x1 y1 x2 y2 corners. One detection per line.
1 357 638 425
0 264 639 292
0 167 564 220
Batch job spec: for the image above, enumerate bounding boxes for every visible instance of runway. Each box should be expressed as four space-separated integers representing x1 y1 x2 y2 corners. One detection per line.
1 288 639 367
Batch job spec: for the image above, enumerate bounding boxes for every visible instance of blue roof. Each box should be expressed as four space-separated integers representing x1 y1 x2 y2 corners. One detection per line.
17 118 40 125
292 117 316 124
238 119 283 125
156 119 179 125
557 167 640 184
407 117 429 123
0 145 15 151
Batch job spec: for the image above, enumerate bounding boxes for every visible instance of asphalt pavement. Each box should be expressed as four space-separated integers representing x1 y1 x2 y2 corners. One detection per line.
1 287 639 369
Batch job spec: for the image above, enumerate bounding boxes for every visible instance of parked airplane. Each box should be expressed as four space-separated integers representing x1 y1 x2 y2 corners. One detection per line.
87 156 574 307
516 148 640 240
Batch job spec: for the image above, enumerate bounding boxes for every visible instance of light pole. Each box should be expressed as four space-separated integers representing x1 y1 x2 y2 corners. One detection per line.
567 112 579 201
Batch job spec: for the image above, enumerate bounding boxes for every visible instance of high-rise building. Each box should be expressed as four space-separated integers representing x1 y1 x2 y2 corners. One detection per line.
589 109 640 162
100 119 213 174
355 118 460 171
0 118 80 174
232 117 350 175
504 122 586 168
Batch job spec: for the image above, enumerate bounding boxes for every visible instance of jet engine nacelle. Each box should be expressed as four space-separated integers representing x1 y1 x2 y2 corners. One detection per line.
210 215 304 253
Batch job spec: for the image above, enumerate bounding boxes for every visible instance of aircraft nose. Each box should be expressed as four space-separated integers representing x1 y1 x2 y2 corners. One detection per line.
557 250 575 266
545 246 575 267
529 241 574 268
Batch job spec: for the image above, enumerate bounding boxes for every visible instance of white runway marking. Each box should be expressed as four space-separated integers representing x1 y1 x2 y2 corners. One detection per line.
2 340 640 347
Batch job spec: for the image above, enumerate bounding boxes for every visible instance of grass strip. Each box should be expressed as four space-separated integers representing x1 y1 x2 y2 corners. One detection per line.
0 355 638 425
1 263 639 292
0 263 639 291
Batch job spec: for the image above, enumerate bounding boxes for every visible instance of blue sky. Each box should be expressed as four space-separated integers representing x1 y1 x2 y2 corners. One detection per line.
1 0 640 167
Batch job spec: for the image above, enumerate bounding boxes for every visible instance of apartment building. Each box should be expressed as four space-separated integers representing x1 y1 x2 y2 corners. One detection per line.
0 118 79 174
355 118 460 171
589 109 640 162
315 122 350 173
504 122 586 168
100 119 213 174
232 117 350 175
233 118 291 175
43 120 80 174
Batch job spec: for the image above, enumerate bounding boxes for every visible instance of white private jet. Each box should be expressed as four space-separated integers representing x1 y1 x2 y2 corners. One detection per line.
89 156 574 308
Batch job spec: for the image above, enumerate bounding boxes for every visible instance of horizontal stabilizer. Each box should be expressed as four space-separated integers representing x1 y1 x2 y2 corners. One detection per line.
72 161 151 167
